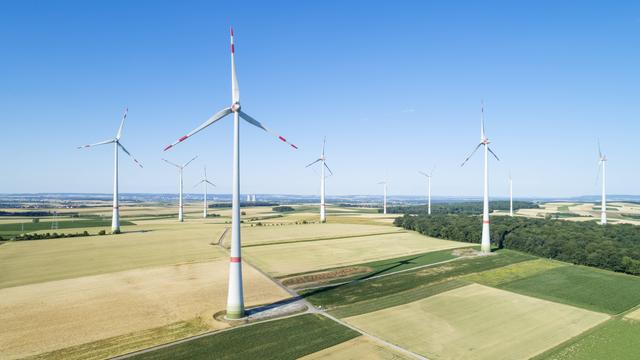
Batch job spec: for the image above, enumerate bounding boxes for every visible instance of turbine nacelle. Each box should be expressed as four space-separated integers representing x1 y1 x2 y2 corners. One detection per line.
231 102 241 112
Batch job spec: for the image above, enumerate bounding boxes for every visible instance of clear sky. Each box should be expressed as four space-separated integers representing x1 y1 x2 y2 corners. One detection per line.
1 1 639 197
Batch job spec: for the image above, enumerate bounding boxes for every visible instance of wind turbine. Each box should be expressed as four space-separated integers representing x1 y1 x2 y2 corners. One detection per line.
419 167 434 215
597 141 607 225
378 180 388 214
195 166 215 218
461 102 500 254
306 137 333 223
162 155 198 222
77 108 143 233
162 28 297 319
509 174 513 217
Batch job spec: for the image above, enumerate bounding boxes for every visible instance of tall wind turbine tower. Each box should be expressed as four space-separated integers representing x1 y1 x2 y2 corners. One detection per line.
378 180 388 214
598 141 607 225
195 166 215 218
162 28 297 319
419 168 434 215
163 156 198 222
78 108 143 233
461 102 500 253
306 137 333 223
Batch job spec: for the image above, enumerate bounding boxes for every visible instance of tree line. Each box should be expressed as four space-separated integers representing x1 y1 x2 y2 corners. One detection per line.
395 214 640 276
382 201 539 215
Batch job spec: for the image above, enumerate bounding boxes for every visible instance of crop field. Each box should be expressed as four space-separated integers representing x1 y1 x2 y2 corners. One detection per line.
462 258 567 286
0 218 136 236
128 314 360 360
534 318 640 360
499 265 640 314
244 231 470 276
344 284 609 360
0 259 290 359
231 223 403 247
305 250 535 312
299 336 410 360
0 222 227 288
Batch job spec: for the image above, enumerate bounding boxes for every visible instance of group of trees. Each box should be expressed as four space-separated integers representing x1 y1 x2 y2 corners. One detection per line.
382 201 539 215
395 214 640 276
209 201 279 208
272 206 295 212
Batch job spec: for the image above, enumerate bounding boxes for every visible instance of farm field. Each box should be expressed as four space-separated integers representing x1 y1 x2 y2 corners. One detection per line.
128 314 360 360
299 336 411 360
0 221 228 288
499 265 640 314
534 318 640 360
344 284 609 360
231 222 403 247
0 259 291 359
244 231 470 276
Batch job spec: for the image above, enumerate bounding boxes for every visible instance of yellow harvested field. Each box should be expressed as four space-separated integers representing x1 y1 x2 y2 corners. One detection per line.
244 231 469 276
300 336 411 360
625 307 640 321
0 260 291 359
0 222 228 288
463 259 566 286
345 284 609 360
235 223 403 246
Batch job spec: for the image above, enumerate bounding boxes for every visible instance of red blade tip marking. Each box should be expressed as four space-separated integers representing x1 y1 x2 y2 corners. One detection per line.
163 145 173 151
178 135 188 142
231 44 234 53
230 27 234 36
291 144 298 149
278 136 286 142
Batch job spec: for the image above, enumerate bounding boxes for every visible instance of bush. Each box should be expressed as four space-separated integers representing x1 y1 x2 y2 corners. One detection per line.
32 218 40 223
98 230 106 235
273 206 295 212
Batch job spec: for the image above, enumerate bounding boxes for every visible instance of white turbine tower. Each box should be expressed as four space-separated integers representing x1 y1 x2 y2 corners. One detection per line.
419 168 434 215
195 166 215 218
78 108 143 233
461 102 500 254
509 174 513 217
378 180 388 214
598 141 607 225
162 28 298 319
163 155 198 222
306 137 333 223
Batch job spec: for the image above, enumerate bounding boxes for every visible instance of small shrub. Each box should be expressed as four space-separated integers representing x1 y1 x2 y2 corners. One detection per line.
98 230 106 235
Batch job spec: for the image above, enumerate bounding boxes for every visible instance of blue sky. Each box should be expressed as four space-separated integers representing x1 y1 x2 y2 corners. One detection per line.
1 1 639 197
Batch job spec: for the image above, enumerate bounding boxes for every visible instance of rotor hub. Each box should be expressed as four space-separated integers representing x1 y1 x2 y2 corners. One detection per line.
231 102 241 112
482 138 490 145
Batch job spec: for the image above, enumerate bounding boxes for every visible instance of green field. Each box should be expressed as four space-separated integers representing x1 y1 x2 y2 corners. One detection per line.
302 250 535 311
500 265 640 314
463 258 566 287
0 219 135 236
534 318 640 360
128 314 360 360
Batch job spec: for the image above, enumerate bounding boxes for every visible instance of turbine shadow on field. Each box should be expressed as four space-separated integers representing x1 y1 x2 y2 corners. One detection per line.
299 255 422 300
245 296 303 316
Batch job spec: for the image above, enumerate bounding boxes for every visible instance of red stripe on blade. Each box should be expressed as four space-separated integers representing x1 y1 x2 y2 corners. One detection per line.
482 220 490 224
278 136 286 142
230 257 241 263
178 135 188 142
163 145 173 151
291 144 298 149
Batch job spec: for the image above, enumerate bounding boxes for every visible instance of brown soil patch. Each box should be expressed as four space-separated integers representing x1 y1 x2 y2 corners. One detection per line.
281 266 373 288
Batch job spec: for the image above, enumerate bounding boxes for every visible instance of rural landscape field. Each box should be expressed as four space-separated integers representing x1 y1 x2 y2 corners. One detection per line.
4 1 640 359
2 199 640 359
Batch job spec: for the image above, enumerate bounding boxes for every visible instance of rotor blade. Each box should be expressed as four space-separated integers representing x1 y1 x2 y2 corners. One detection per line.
322 137 326 157
238 110 298 149
194 180 205 188
430 165 436 176
77 138 115 149
480 100 486 140
163 107 232 151
597 139 603 159
230 27 240 103
204 166 207 179
306 159 322 168
418 171 429 177
488 147 500 161
116 108 128 140
183 155 199 168
117 142 143 168
460 143 482 167
205 180 216 187
324 162 333 176
162 158 181 168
